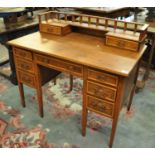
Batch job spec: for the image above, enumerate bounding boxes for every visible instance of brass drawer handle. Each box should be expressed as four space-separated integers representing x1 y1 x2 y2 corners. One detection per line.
99 106 106 112
94 88 104 94
21 76 31 83
91 101 97 106
21 63 30 70
90 102 106 112
42 58 50 64
47 27 53 32
15 50 26 57
97 75 106 80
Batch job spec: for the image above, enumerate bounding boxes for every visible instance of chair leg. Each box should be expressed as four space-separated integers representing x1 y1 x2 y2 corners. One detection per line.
18 82 26 107
69 75 73 92
53 78 57 85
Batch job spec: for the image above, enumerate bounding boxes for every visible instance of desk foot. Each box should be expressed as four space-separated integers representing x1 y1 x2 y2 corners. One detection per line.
40 113 44 118
82 109 88 137
109 143 113 148
36 86 44 118
82 131 86 137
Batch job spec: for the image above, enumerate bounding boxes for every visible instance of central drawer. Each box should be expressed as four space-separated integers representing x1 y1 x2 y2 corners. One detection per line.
34 54 83 77
87 81 117 102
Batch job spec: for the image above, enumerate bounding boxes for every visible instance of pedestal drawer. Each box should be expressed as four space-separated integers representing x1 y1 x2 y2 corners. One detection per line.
15 58 34 74
34 54 83 77
13 47 32 60
87 95 114 118
17 70 36 88
88 68 118 87
87 81 117 102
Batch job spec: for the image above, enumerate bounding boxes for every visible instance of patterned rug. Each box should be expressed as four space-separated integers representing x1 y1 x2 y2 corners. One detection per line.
0 64 155 148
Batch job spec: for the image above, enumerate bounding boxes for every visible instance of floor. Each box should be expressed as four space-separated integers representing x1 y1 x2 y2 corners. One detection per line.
0 46 155 148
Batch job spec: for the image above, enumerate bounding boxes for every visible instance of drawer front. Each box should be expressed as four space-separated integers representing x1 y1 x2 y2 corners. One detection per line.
106 36 139 52
88 68 118 87
17 70 36 88
87 95 113 118
15 58 34 73
34 54 83 77
87 81 117 102
13 47 32 60
40 24 61 35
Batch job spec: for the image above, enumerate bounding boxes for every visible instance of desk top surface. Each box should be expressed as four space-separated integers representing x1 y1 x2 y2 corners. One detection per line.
8 31 146 77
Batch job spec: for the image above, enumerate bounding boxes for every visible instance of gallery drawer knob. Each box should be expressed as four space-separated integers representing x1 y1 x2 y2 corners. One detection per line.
47 28 53 32
117 40 125 48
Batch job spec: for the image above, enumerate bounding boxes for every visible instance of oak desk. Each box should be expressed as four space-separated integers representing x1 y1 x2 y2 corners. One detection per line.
8 31 146 147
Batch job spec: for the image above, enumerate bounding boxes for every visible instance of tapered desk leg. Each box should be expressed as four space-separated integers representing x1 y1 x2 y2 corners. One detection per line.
109 113 119 148
127 85 136 111
82 107 88 136
35 64 44 118
109 77 125 148
82 67 88 136
36 85 43 118
18 82 26 107
127 61 140 111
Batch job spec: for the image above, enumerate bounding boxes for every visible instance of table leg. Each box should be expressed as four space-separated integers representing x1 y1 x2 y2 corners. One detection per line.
82 107 88 136
109 112 119 148
82 68 88 136
127 61 141 111
109 77 125 147
36 85 43 117
35 65 44 118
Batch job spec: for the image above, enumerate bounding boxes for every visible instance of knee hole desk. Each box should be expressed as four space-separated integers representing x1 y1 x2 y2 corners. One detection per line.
8 19 147 147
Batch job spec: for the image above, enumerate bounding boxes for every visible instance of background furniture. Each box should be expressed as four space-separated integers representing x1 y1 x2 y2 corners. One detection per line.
0 8 48 84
